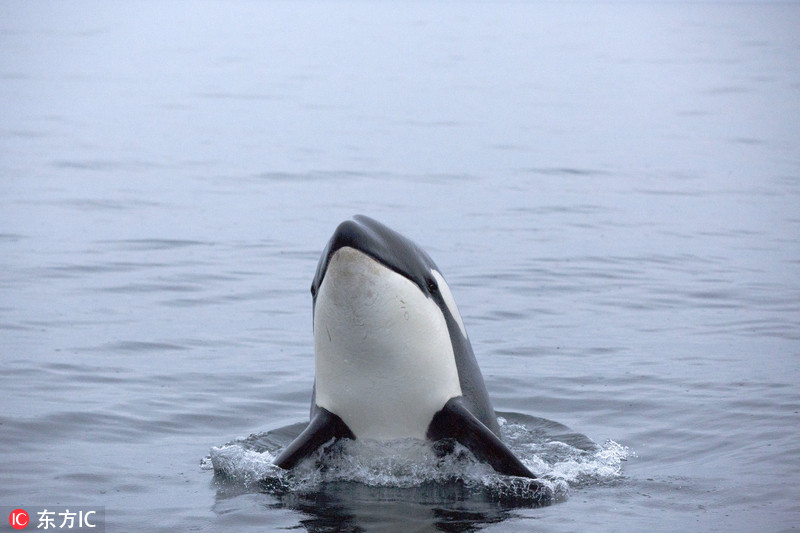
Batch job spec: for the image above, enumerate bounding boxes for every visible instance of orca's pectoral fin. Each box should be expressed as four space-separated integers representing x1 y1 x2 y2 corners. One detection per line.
427 398 536 479
273 407 355 470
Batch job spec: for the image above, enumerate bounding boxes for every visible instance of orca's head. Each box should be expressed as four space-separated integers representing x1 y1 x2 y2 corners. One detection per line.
311 215 467 338
310 215 468 439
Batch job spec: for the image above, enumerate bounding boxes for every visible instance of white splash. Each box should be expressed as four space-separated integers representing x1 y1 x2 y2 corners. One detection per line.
205 419 630 505
206 443 283 486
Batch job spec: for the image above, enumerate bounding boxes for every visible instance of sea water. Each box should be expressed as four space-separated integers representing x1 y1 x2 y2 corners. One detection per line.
1 1 798 531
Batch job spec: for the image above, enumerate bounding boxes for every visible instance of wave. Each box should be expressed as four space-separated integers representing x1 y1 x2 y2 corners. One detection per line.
204 413 629 508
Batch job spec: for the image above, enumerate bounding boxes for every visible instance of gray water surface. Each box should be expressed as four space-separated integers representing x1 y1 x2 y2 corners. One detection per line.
2 1 799 531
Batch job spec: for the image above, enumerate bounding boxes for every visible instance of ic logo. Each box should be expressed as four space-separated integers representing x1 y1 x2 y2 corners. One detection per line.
9 509 29 530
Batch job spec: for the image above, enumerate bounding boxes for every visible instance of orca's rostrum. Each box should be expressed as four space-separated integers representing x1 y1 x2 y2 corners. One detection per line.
274 216 537 480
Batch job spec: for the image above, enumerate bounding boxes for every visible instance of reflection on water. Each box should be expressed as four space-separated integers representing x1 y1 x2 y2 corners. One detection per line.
221 481 519 533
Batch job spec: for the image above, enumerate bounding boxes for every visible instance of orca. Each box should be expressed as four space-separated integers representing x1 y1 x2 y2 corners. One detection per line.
273 215 536 479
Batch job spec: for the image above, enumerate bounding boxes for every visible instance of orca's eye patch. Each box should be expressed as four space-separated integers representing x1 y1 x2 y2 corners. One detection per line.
426 278 438 293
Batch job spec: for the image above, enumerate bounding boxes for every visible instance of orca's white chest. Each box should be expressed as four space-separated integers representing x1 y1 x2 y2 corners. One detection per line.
313 247 462 440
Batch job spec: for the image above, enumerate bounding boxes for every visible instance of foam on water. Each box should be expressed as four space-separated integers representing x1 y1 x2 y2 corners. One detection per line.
204 415 629 506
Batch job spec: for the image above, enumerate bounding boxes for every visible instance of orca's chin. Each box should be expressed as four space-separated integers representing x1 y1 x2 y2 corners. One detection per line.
313 247 385 323
312 246 462 440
